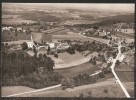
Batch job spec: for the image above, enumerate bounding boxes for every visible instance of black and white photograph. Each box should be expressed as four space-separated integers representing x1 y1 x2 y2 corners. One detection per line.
1 3 135 98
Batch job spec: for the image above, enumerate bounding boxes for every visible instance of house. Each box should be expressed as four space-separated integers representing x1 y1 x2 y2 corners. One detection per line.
118 54 125 62
107 57 113 63
26 41 35 49
56 42 69 50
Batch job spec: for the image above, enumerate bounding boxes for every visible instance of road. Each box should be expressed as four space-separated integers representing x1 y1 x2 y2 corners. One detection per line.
80 33 131 98
3 69 102 97
110 43 131 98
3 34 131 97
4 84 61 97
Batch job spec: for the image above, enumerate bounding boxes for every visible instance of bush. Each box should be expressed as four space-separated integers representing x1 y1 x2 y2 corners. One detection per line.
98 72 105 78
61 78 75 90
88 91 92 97
67 47 75 54
54 54 58 58
79 92 84 98
103 89 108 93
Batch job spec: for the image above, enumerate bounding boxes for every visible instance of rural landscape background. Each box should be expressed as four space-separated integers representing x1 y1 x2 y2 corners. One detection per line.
1 3 135 98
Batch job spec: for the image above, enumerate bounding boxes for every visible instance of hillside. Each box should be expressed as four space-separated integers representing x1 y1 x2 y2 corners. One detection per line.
93 14 134 26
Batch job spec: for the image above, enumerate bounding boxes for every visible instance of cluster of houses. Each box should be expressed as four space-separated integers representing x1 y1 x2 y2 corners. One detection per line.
114 23 135 34
25 34 70 54
81 28 111 37
2 26 27 33
96 29 111 37
114 28 134 34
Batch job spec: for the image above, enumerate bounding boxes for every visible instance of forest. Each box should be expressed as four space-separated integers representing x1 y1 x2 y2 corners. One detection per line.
93 14 134 26
2 46 62 89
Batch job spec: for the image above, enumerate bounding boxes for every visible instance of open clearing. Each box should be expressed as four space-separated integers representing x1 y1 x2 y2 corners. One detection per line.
2 86 36 97
115 63 133 72
123 82 134 97
3 40 30 45
2 18 36 25
55 62 101 78
63 20 99 25
115 71 134 82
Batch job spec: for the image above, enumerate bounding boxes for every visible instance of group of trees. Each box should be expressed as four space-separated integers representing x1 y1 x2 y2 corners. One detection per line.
89 56 97 65
21 11 61 22
2 49 63 88
61 66 112 90
92 14 134 27
61 73 97 90
65 40 112 54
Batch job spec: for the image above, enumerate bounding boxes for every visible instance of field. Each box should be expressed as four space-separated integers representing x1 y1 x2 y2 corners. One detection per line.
52 34 94 42
3 40 30 45
115 71 134 82
48 29 70 35
2 30 31 42
55 62 101 78
115 33 134 39
14 78 126 97
62 20 99 25
2 14 20 19
123 82 134 97
2 18 36 25
2 86 35 96
115 63 133 72
115 53 134 83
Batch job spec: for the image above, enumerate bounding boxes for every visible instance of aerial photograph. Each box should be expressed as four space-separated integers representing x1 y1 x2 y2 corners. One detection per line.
1 3 135 98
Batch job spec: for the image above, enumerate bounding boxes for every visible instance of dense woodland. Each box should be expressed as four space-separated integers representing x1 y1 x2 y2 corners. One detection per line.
2 46 62 89
93 14 134 26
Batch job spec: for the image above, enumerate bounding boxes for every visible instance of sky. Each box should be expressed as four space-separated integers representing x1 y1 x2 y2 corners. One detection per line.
3 3 135 13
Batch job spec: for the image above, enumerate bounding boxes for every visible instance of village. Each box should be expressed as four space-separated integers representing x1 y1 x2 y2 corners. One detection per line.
1 3 135 98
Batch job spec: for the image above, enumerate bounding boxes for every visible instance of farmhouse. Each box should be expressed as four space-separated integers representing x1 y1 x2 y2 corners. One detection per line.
118 54 125 62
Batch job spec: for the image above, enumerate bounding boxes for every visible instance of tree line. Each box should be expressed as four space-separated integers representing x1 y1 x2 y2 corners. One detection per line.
2 48 63 89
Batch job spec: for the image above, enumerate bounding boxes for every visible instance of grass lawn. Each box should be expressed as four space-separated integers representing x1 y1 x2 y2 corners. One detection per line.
2 18 36 25
115 63 133 72
17 33 31 40
50 29 70 35
115 53 134 83
52 34 95 42
115 32 134 38
55 62 101 78
58 51 86 64
115 71 134 82
96 73 114 83
2 86 36 96
122 82 134 97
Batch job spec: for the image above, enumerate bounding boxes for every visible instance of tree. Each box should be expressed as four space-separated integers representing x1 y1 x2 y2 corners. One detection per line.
61 78 75 90
79 92 84 98
54 53 58 58
89 58 93 63
21 42 28 50
88 91 92 97
15 33 18 37
67 46 75 54
33 46 37 54
38 53 43 61
93 25 99 29
116 60 120 65
92 60 96 65
98 72 105 78
43 54 47 59
103 89 108 93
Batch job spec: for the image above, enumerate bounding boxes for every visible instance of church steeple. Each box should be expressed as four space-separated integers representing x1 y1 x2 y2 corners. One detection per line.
31 35 33 42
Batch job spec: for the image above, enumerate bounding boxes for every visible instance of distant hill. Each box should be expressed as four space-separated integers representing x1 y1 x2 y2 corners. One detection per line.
93 14 134 26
